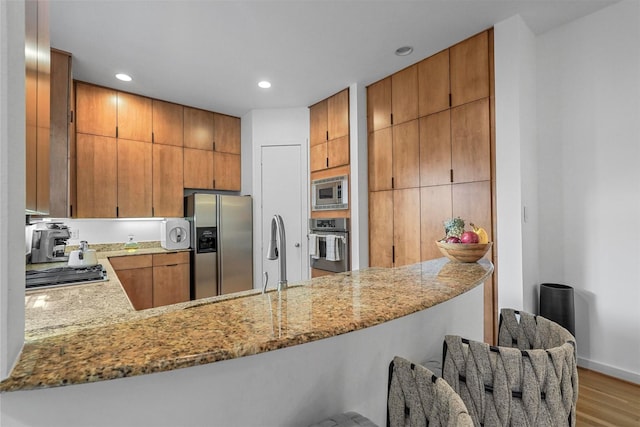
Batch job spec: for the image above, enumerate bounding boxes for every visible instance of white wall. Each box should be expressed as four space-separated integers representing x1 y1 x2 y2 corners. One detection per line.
0 0 26 379
536 0 640 383
349 83 369 269
243 108 310 289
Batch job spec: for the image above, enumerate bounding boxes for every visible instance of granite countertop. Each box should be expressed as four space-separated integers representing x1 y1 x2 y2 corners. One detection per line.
2 257 492 392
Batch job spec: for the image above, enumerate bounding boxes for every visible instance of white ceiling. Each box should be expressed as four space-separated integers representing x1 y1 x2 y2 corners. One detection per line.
50 0 616 118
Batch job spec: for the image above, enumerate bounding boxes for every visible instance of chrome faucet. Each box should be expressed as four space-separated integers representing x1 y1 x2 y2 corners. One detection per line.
266 214 287 291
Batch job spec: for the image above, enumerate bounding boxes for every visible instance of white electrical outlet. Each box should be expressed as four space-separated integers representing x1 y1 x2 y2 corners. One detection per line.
71 229 80 239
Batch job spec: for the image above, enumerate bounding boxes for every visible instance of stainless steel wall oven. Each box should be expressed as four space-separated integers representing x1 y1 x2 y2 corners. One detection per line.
308 218 349 273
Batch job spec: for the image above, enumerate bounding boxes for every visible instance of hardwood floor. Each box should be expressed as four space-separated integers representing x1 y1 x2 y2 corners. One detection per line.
577 367 640 426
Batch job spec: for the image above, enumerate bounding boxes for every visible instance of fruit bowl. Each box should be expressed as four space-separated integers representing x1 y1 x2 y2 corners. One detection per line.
436 241 492 263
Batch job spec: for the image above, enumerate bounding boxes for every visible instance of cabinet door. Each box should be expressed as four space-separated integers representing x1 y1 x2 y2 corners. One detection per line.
391 64 419 125
213 152 241 191
117 92 152 142
26 126 37 211
152 100 183 146
117 139 152 217
153 263 190 307
327 89 349 140
184 106 213 150
50 49 71 217
369 190 393 268
420 185 452 261
451 98 490 183
309 100 328 146
420 110 451 186
152 144 184 217
328 135 349 169
367 77 392 132
392 119 420 189
75 82 117 137
452 181 492 241
418 49 450 117
310 142 327 172
213 113 240 154
117 267 153 310
368 127 393 191
76 134 117 218
183 148 213 189
450 31 490 107
36 128 50 213
393 188 421 267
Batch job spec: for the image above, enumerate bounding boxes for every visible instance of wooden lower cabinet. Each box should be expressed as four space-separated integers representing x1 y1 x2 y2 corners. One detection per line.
152 252 190 307
110 252 190 310
369 190 393 268
420 185 453 261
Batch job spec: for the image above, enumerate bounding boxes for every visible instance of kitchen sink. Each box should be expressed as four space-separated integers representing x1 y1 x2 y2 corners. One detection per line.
26 264 107 289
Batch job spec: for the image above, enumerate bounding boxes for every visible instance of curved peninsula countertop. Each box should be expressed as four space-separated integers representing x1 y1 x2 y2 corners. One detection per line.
1 257 492 392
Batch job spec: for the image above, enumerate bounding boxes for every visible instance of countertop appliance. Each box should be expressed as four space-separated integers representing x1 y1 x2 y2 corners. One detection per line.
26 264 107 289
308 218 350 273
160 218 190 250
30 222 71 263
68 241 98 267
311 175 348 211
185 194 253 299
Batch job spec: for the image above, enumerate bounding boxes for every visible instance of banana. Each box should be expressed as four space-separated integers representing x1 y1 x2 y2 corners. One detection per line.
470 223 489 244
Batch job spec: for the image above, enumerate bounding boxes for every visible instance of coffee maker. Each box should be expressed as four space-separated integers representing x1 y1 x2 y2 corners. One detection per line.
30 223 71 263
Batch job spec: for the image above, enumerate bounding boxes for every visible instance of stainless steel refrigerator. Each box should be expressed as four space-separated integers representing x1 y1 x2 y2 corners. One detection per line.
185 193 253 299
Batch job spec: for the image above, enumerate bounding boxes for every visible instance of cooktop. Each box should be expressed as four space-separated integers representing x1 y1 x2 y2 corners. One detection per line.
26 264 107 289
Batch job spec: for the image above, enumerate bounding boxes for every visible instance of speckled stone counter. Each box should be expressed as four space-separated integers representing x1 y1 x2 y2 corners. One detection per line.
2 257 492 392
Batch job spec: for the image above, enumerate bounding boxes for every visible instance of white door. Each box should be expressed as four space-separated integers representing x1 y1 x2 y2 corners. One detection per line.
261 145 305 288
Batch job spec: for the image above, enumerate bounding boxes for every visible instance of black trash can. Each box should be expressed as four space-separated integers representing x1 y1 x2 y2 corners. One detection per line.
539 283 575 336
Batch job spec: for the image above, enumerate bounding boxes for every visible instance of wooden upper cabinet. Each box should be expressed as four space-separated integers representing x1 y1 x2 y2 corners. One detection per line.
420 110 452 187
184 106 213 150
152 144 184 217
327 135 349 169
391 64 419 125
368 127 393 192
367 77 392 132
450 31 490 107
213 152 241 191
75 82 117 137
392 119 420 189
117 92 152 142
75 134 117 218
117 139 152 217
310 143 327 173
152 100 183 146
418 49 450 117
309 100 328 146
451 98 490 183
369 190 394 268
393 188 421 267
213 113 241 154
184 148 213 189
327 89 349 140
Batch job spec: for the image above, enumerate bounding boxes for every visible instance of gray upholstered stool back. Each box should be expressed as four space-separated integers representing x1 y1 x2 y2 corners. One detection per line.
388 356 473 427
442 309 578 426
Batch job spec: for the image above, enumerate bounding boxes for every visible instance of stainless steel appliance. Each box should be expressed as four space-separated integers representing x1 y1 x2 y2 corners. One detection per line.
308 218 350 273
30 222 71 263
185 193 253 299
311 175 348 211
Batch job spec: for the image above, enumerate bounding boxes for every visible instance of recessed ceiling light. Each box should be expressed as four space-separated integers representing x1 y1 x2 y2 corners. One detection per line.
115 73 132 82
258 81 271 89
395 46 413 56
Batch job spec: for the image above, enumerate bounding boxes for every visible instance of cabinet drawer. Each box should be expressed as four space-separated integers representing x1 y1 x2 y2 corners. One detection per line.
153 251 189 266
109 254 153 270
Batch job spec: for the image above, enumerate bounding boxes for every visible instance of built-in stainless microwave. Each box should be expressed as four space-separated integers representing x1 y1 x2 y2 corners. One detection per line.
311 175 348 211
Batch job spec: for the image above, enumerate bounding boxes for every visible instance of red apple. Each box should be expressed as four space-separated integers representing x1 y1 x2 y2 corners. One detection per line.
445 236 461 243
460 231 479 244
